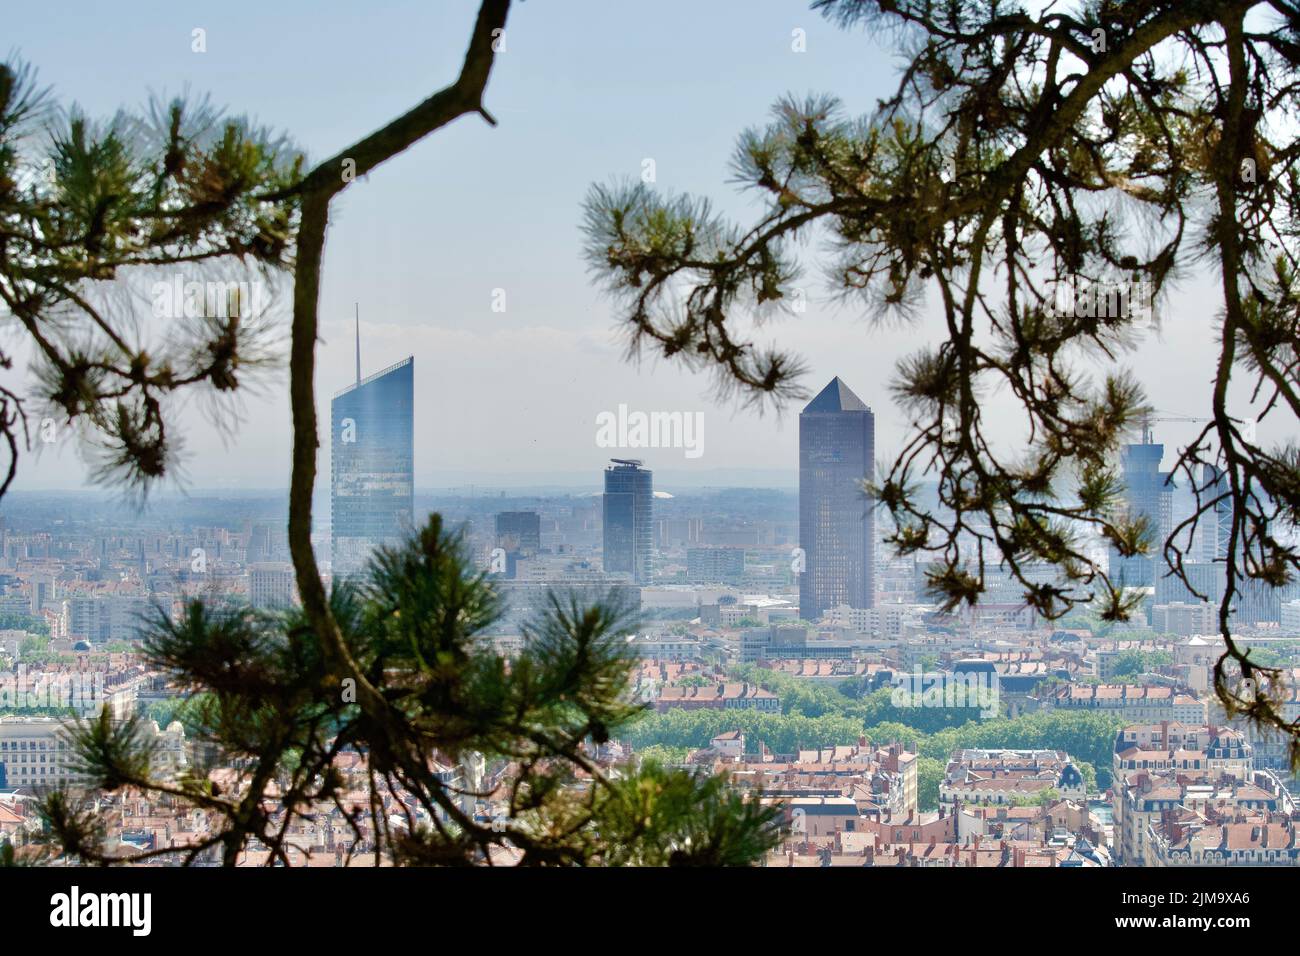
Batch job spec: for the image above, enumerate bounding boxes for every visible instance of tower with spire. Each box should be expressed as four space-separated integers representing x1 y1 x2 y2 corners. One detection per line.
330 308 415 578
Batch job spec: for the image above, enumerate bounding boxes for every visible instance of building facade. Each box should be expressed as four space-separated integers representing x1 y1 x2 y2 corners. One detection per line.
330 356 415 579
248 562 297 610
939 749 1087 807
798 378 875 621
686 547 746 584
495 511 541 556
602 459 653 584
494 511 541 579
66 594 169 644
1113 439 1172 589
0 715 186 790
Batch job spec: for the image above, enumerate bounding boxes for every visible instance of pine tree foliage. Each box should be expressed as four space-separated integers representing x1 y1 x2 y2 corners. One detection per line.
0 58 303 497
37 516 783 866
583 0 1300 764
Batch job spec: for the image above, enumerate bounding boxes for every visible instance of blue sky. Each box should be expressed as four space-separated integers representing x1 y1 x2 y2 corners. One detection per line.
6 0 1249 492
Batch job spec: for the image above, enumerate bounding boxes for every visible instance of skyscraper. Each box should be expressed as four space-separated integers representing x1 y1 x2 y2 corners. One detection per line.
331 320 414 578
1200 463 1231 564
1112 439 1173 588
603 459 653 584
799 377 874 621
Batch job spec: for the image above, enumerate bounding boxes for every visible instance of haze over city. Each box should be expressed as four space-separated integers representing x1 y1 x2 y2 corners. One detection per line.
5 0 1265 495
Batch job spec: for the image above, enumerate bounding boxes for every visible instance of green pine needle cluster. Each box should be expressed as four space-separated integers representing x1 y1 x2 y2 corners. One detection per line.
35 516 783 867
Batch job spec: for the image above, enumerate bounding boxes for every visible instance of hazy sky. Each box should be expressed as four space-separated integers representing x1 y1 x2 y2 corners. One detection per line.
6 0 1270 494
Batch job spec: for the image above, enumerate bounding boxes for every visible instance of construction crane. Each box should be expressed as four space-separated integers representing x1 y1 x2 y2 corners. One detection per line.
1138 412 1204 445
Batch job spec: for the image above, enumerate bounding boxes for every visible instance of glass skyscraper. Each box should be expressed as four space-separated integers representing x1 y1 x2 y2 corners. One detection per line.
1112 440 1172 588
1200 463 1231 564
603 459 653 584
331 355 415 579
799 377 875 621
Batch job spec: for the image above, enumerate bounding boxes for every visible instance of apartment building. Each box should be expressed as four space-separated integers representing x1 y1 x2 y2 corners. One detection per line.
654 681 780 713
625 633 703 661
0 715 186 791
725 739 917 822
248 562 298 609
1113 722 1252 779
1045 683 1206 723
65 592 173 644
1112 769 1287 865
1152 601 1219 636
939 749 1087 807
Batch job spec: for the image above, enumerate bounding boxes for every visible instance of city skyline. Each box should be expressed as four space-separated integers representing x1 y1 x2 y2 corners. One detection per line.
4 0 1300 902
5 1 1274 496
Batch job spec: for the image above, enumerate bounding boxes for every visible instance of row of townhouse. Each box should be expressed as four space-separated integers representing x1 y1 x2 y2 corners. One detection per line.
1110 719 1298 865
939 749 1088 807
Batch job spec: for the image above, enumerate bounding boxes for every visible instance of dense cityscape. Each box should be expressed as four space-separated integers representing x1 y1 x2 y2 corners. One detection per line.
2 352 1296 869
6 0 1300 939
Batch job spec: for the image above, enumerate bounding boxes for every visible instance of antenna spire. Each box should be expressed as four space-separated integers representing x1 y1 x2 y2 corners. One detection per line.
354 303 361 384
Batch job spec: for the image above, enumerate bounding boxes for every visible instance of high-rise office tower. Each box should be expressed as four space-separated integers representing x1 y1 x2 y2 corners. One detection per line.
799 377 875 621
331 316 415 579
1199 463 1231 564
603 459 653 584
1112 439 1173 588
495 512 542 556
495 511 542 578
